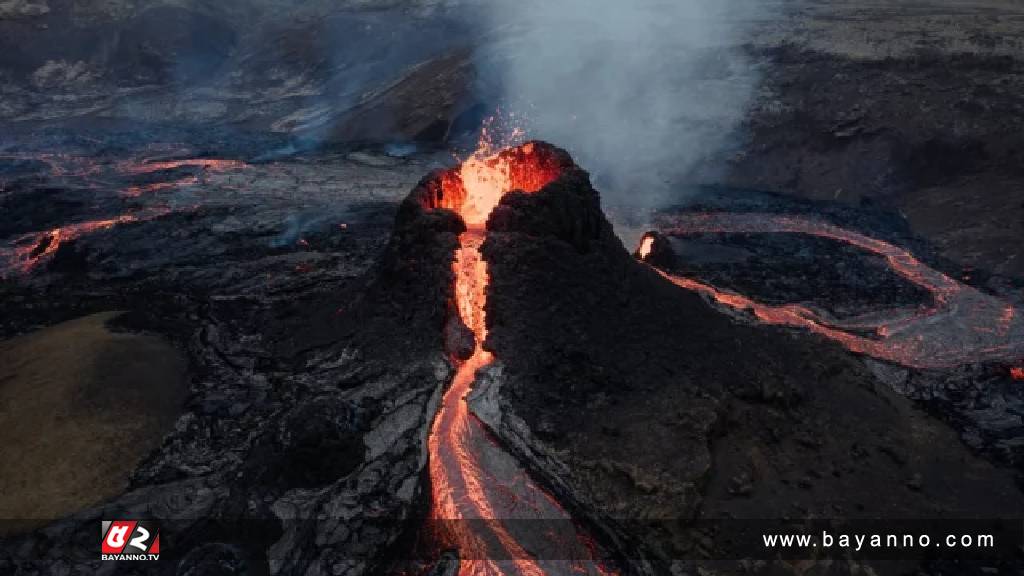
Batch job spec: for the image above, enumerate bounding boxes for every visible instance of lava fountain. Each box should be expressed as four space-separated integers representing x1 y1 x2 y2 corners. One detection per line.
417 141 614 575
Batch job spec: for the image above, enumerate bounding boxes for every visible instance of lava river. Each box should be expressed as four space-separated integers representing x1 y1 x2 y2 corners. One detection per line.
642 212 1024 370
0 152 247 277
425 143 615 576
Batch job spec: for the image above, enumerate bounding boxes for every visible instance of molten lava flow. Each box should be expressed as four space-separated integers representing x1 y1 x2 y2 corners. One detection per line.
0 152 249 276
457 156 513 227
638 235 654 260
643 212 1024 370
434 142 565 228
1 208 171 277
426 141 613 575
118 158 248 176
429 231 538 576
1012 367 1024 381
1 153 245 189
117 158 248 197
121 176 200 198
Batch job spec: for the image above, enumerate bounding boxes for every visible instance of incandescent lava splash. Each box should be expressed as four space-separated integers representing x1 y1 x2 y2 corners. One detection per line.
410 140 614 575
432 143 567 227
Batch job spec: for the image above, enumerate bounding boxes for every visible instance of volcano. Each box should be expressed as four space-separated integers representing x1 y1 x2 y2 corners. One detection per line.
396 142 1024 574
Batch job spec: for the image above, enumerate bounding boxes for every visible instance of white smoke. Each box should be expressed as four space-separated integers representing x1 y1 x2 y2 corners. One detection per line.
476 0 765 208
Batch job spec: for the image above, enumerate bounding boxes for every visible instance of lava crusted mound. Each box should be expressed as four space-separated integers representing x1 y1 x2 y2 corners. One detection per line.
478 157 1024 572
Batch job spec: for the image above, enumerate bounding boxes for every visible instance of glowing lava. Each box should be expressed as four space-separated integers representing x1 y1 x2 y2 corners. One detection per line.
118 158 248 198
0 208 169 277
1 152 248 276
637 235 654 260
642 212 1024 370
0 153 246 197
1012 367 1024 381
121 177 199 198
425 140 613 575
118 158 248 176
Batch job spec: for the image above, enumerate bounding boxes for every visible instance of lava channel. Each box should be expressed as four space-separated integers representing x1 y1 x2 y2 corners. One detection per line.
423 141 615 575
641 212 1024 370
118 158 248 198
0 207 171 277
0 152 245 276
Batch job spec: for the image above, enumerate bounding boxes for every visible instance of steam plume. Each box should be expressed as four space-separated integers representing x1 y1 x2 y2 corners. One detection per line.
476 0 764 208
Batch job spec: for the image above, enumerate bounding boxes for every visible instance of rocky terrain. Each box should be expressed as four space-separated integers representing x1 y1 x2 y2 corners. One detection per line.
0 148 466 574
1 1 1023 575
3 0 1023 285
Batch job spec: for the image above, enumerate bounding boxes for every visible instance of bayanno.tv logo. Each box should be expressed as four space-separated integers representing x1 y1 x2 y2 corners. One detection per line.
101 520 160 561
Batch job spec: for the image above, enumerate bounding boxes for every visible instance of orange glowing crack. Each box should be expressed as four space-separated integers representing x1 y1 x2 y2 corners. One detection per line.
646 212 1024 370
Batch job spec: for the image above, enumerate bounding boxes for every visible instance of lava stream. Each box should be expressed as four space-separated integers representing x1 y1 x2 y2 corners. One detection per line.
0 207 170 277
117 158 249 175
645 212 1024 370
426 142 614 575
430 231 544 576
0 151 248 276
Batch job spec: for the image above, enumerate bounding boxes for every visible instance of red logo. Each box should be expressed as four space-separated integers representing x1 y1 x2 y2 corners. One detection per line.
101 520 160 560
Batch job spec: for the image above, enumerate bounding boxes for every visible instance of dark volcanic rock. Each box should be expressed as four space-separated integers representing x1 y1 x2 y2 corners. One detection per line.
488 162 616 253
477 153 1024 573
662 231 929 316
109 5 238 85
0 156 460 575
320 50 476 145
726 46 1024 280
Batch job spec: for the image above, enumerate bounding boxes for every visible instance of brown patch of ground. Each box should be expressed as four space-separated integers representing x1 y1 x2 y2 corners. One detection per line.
0 311 187 531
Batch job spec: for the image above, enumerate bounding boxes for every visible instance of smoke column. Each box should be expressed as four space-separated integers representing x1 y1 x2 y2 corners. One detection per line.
476 0 764 208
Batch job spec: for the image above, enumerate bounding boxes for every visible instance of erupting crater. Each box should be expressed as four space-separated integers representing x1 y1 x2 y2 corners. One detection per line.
411 141 614 575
